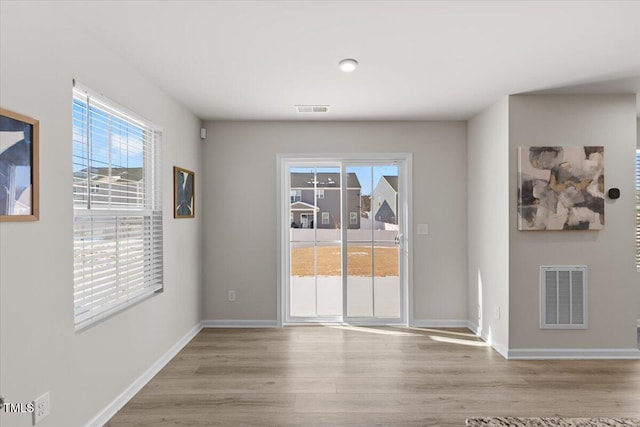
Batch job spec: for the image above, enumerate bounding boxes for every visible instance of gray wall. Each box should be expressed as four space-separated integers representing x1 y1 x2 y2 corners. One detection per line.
509 95 638 350
202 121 468 322
0 3 202 426
467 97 511 354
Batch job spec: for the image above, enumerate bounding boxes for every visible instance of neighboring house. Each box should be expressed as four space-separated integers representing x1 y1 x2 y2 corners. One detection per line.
290 172 361 229
373 175 398 224
73 167 144 208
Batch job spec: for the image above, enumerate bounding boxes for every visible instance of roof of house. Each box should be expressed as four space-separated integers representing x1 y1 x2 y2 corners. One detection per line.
380 175 398 192
73 167 144 182
290 201 319 211
290 172 360 189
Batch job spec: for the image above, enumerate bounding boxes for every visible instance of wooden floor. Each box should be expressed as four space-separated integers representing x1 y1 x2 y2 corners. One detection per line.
106 326 640 426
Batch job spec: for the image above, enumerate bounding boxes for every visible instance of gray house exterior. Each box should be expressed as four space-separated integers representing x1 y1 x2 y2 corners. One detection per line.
73 167 144 208
290 172 361 229
372 175 398 224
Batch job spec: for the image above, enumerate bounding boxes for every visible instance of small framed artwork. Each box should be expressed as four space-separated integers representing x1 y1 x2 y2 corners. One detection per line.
174 166 195 218
0 108 39 221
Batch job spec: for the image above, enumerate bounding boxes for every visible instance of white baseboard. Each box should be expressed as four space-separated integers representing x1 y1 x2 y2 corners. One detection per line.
466 321 479 335
411 319 474 329
464 321 640 360
203 319 279 328
412 320 503 353
466 321 509 359
85 321 203 427
507 348 640 360
490 341 509 359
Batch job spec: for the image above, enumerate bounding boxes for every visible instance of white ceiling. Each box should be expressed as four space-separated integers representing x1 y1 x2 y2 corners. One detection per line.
64 1 640 121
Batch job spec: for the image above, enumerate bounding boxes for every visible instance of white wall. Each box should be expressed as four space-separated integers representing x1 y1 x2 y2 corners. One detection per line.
0 3 202 426
509 95 638 350
467 97 510 355
202 121 468 323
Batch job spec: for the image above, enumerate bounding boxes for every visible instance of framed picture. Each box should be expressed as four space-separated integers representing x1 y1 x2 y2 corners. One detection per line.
517 146 604 231
174 166 195 218
0 108 39 221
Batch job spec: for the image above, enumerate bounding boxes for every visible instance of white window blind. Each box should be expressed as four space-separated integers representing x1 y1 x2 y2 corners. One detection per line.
72 83 163 329
636 148 639 270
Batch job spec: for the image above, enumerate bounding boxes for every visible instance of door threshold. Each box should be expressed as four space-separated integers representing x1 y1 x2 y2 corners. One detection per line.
284 321 408 327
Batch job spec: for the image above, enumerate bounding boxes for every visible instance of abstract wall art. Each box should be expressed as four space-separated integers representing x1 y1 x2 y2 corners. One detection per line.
518 146 604 231
174 166 194 218
0 108 39 221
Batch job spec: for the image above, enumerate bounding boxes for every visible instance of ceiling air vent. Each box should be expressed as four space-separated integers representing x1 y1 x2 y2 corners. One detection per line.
540 266 587 329
296 105 329 113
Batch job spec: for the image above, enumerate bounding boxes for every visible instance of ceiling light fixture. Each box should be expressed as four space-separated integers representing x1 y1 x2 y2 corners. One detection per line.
338 58 358 73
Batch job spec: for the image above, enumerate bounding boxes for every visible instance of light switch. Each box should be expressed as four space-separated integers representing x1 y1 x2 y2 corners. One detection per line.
417 224 429 235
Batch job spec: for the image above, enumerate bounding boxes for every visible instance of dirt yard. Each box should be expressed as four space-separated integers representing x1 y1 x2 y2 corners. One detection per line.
291 246 398 276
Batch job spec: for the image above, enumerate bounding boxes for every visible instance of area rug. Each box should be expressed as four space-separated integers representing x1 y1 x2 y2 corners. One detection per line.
465 418 640 427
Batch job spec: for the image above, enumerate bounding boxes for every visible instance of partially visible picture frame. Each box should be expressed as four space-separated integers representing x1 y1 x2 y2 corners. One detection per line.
0 108 39 221
174 166 195 218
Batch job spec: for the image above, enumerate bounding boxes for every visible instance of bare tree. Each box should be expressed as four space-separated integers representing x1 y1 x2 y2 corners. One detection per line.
360 195 371 217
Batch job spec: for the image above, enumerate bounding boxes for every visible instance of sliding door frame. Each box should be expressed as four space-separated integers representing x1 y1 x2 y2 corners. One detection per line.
276 153 413 327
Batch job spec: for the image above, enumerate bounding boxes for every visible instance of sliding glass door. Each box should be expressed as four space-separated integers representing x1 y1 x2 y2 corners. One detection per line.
283 157 408 325
289 165 343 321
345 164 401 321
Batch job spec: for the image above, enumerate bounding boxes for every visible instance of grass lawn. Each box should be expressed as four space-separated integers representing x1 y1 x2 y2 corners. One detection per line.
291 246 398 277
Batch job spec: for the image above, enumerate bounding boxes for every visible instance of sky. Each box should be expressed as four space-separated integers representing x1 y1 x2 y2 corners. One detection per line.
73 99 145 174
636 149 640 189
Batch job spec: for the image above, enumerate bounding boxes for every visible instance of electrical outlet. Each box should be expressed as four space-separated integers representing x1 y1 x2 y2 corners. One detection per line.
33 392 50 425
228 290 236 302
495 305 501 320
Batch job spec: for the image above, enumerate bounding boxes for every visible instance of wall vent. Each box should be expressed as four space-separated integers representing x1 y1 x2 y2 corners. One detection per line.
296 105 329 113
540 266 587 329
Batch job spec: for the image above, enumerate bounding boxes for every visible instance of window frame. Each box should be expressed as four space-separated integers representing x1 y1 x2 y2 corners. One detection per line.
350 211 358 225
636 147 639 271
291 189 302 202
72 82 163 330
321 211 330 225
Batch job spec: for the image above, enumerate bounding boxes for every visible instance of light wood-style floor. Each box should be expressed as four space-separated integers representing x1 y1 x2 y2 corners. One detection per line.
106 326 640 426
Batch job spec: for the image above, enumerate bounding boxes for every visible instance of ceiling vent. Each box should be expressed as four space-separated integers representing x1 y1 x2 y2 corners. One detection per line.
296 105 329 113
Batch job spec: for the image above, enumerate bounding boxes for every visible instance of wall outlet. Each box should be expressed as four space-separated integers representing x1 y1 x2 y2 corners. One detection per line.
228 290 236 302
495 305 501 320
33 392 50 425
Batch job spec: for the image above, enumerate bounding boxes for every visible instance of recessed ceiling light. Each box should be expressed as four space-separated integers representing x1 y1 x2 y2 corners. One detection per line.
338 58 358 73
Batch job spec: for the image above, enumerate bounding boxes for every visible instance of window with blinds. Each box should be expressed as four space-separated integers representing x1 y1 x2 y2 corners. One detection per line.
72 83 163 329
636 148 639 270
